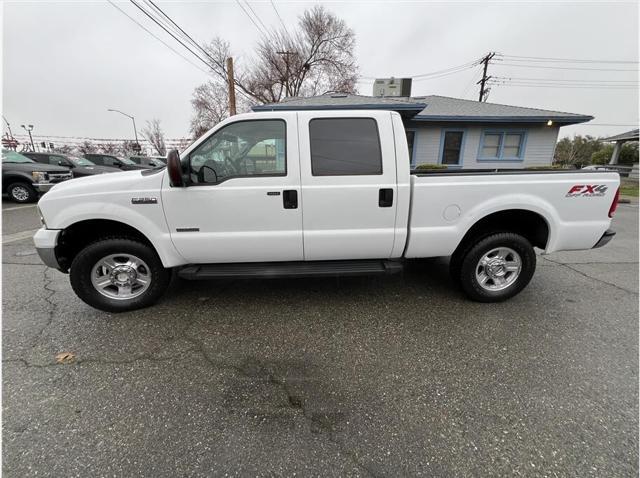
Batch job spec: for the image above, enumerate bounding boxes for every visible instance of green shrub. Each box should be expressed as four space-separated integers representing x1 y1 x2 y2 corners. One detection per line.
414 163 447 170
525 165 567 170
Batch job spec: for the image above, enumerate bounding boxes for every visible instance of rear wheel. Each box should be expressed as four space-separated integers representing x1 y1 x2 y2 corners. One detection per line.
7 182 37 203
455 232 536 302
70 238 171 312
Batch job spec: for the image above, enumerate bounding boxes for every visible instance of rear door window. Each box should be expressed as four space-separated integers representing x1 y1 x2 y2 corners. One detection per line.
309 118 382 176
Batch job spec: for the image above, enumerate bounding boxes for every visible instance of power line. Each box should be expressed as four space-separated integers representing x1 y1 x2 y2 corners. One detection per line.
129 0 255 104
493 76 639 84
362 58 481 82
495 62 638 72
144 0 221 67
235 0 269 37
488 82 638 90
461 69 483 98
107 0 209 74
270 0 291 38
499 54 639 64
128 0 217 72
244 1 271 36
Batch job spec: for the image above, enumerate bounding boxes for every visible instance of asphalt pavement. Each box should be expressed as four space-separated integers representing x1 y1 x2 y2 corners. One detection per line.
2 200 638 477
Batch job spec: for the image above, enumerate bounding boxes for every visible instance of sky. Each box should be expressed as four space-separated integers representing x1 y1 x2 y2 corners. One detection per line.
2 0 639 145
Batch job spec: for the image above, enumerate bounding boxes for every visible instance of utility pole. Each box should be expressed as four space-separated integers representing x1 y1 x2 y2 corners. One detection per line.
477 52 495 102
20 124 35 151
226 57 237 116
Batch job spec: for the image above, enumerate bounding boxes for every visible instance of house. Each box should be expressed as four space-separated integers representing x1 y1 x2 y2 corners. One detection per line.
252 94 592 169
602 128 639 165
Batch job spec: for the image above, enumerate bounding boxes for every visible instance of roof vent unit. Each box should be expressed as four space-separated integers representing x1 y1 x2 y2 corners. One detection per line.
373 78 412 97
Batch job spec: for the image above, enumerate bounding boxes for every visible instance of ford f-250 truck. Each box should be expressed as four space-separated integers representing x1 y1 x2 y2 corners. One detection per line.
34 111 620 312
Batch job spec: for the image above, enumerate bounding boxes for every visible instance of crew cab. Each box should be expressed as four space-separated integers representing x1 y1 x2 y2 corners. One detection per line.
2 150 73 202
34 111 620 312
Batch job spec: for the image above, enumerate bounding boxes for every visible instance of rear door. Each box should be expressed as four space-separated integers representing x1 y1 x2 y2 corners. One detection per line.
297 111 398 260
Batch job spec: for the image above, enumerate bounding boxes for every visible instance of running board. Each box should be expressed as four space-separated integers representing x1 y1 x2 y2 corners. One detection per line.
178 260 403 280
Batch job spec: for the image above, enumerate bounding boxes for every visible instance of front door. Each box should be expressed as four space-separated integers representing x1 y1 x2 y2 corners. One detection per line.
297 111 398 260
162 114 303 263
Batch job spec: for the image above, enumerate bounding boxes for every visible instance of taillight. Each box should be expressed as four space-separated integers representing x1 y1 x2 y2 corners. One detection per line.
608 187 620 218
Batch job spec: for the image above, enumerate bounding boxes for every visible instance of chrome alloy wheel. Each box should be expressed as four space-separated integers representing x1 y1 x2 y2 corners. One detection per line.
90 254 151 300
11 185 30 202
475 247 522 291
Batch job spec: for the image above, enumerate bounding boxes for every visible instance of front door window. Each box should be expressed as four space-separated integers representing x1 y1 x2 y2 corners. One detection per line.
189 120 286 185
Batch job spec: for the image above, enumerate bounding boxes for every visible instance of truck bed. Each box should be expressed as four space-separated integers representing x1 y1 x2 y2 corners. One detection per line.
404 169 620 258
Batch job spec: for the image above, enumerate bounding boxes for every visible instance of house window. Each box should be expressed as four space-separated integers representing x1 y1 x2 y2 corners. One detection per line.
405 130 416 165
440 130 465 165
479 131 526 160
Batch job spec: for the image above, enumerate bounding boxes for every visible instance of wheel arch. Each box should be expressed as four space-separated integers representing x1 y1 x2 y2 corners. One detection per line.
453 208 552 258
55 218 182 271
3 175 33 192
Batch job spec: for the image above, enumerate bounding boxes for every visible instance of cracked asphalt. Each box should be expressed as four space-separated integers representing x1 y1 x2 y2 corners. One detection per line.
2 201 638 477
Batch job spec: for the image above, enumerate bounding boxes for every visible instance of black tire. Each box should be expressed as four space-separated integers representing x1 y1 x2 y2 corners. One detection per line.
456 232 536 302
70 238 171 312
6 182 37 203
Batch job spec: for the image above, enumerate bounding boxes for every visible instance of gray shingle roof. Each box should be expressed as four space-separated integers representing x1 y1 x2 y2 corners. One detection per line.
602 129 639 142
412 95 592 124
252 94 426 111
251 93 593 125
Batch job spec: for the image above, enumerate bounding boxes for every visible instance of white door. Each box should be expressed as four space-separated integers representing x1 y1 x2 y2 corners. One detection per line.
297 111 398 260
162 115 303 263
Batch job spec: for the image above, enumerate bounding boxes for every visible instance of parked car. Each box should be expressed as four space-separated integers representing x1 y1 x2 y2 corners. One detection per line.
2 149 73 203
83 154 152 171
129 155 166 167
35 110 620 312
22 152 120 177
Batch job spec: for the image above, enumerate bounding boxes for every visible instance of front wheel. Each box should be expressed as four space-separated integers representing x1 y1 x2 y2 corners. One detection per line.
7 182 37 203
456 232 536 302
70 238 171 312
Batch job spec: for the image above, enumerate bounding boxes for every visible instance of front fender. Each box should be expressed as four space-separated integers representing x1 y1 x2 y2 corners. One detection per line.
40 199 186 268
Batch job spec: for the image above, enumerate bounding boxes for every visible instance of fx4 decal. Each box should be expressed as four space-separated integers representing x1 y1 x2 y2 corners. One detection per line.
566 184 608 197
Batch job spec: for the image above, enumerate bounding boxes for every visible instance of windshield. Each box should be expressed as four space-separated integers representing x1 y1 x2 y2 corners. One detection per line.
118 157 136 165
2 150 35 163
68 156 95 166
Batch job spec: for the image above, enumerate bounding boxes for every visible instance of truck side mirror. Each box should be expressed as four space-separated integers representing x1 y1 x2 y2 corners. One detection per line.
167 150 184 187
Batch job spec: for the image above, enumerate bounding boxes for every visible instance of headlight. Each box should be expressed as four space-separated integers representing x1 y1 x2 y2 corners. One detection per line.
31 171 49 183
36 206 47 227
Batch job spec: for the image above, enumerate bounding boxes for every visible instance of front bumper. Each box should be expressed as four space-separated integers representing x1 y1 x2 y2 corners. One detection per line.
33 228 62 269
593 229 616 249
33 183 54 193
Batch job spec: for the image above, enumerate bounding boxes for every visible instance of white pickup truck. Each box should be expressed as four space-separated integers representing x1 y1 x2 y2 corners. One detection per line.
34 110 620 312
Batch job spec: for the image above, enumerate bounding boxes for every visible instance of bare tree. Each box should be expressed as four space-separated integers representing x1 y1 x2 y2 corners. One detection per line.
120 140 139 157
77 140 97 154
97 142 120 154
191 5 358 122
190 81 235 138
141 119 167 156
51 144 74 155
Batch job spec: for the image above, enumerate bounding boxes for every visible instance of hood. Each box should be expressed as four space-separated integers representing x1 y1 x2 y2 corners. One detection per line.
125 164 154 170
73 165 120 174
38 168 167 229
3 162 71 173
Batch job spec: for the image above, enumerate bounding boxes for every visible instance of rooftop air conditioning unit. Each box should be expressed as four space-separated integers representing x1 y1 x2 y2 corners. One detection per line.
372 78 412 97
